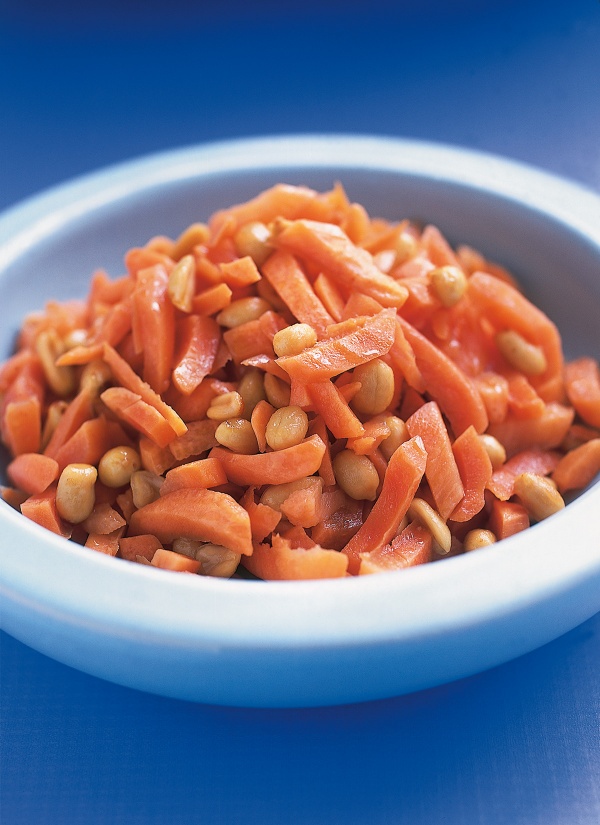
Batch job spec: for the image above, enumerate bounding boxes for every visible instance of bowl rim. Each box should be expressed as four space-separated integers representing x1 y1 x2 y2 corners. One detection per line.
1 133 600 652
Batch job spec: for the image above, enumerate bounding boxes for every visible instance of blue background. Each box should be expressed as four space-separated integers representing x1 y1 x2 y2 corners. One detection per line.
1 2 599 823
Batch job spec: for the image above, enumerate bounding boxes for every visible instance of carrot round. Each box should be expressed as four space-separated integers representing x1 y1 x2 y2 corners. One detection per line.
129 488 253 556
342 436 427 575
210 434 326 486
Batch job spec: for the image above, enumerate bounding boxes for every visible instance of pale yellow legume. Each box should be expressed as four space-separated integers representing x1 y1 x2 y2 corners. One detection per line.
463 528 497 552
41 400 68 450
380 416 409 461
265 405 309 451
350 359 395 416
56 463 97 524
430 265 468 308
167 254 196 313
194 543 242 578
513 472 565 521
407 497 452 555
35 329 76 397
233 221 273 267
216 297 271 329
215 418 259 454
496 330 547 376
260 477 322 511
332 450 379 501
80 359 112 395
478 433 507 470
237 369 266 418
273 323 318 357
207 391 244 421
98 446 142 488
263 373 291 408
130 470 164 509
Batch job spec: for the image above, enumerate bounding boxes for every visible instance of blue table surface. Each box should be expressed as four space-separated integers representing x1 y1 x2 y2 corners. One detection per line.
1 2 599 823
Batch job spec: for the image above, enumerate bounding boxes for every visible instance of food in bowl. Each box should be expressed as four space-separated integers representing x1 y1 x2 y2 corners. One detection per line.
1 183 599 580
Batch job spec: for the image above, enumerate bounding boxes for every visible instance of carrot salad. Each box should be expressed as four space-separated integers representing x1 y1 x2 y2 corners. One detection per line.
1 183 600 579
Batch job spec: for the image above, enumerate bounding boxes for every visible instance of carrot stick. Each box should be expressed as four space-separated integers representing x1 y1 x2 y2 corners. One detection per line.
82 503 126 536
168 419 219 461
20 485 71 538
241 533 348 580
308 415 336 486
487 448 561 501
262 250 335 336
488 500 529 540
397 317 488 435
119 534 163 562
307 381 365 439
160 457 228 496
43 386 95 458
342 436 427 574
564 357 600 428
406 401 464 520
101 387 179 449
551 438 600 493
239 486 282 542
151 548 201 574
487 403 574 458
449 425 493 522
53 417 132 473
191 283 233 316
133 265 175 394
358 522 433 574
130 488 253 556
172 315 221 396
313 272 345 322
219 256 261 287
277 309 396 383
210 434 326 486
7 453 59 496
346 415 391 456
250 400 275 452
273 218 409 308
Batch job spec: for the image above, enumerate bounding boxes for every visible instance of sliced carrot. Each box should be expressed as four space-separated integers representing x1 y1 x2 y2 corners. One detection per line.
138 437 177 476
564 357 600 428
164 378 231 423
82 502 126 536
273 219 409 308
125 247 174 279
43 386 95 458
488 500 529 540
168 419 219 461
311 498 364 551
3 398 42 457
487 402 574 458
358 522 433 574
101 387 178 449
160 457 227 496
449 425 493 522
172 315 220 396
387 317 425 393
473 372 509 424
398 317 488 435
280 477 323 529
95 299 133 348
102 343 187 438
307 381 364 439
210 434 325 486
342 436 427 574
506 374 545 419
1 486 29 510
54 417 132 473
242 533 348 580
119 534 163 562
341 292 384 320
421 224 461 268
7 453 60 495
20 485 71 538
262 250 334 336
313 272 345 322
151 548 201 574
250 399 275 453
222 311 285 363
469 271 564 403
346 415 391 456
219 255 261 287
191 282 233 316
132 265 175 394
280 524 316 549
85 528 123 556
129 488 253 556
308 415 335 486
487 448 561 501
56 343 105 367
239 486 282 542
406 401 464 520
277 309 396 383
551 439 600 493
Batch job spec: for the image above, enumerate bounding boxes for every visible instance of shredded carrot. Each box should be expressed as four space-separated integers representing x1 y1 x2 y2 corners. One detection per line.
2 183 598 580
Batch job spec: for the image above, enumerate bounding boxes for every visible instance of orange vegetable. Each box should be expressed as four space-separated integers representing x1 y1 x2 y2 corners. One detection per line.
564 357 600 428
129 488 253 556
85 529 123 556
210 434 326 487
449 426 493 522
262 250 334 336
240 486 282 542
119 534 163 562
359 522 433 574
172 315 220 396
191 283 233 316
551 439 600 493
487 403 574 457
487 448 561 501
20 485 71 538
7 453 59 496
133 265 175 394
242 533 349 580
151 548 201 574
488 500 530 540
307 381 365 439
342 436 427 574
277 309 396 382
406 402 464 520
160 457 227 496
101 387 179 449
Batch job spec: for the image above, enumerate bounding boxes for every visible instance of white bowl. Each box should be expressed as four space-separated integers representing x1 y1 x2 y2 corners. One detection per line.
1 135 599 707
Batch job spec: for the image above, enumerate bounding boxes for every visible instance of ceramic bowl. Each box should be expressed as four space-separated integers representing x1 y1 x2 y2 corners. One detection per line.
1 135 599 707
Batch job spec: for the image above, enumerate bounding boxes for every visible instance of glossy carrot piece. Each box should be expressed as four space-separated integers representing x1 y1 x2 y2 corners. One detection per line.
168 419 219 461
388 317 426 393
487 448 561 501
7 453 59 496
240 486 282 542
262 250 334 336
564 357 600 428
398 317 488 435
406 402 464 520
487 403 574 458
449 426 493 522
119 534 163 562
210 435 326 486
313 272 345 322
219 256 261 287
273 218 409 308
506 374 545 420
101 387 179 449
43 386 95 458
160 457 228 496
172 315 221 396
53 417 131 473
82 502 126 536
130 488 253 556
551 438 600 493
133 265 175 394
277 309 396 382
342 436 427 575
280 477 324 529
358 522 433 574
473 372 509 424
307 381 365 439
308 415 336 487
191 283 233 316
85 530 123 557
242 533 349 580
311 498 364 551
20 485 71 538
488 500 529 540
346 415 391 456
138 437 177 475
151 548 201 574
250 400 275 453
